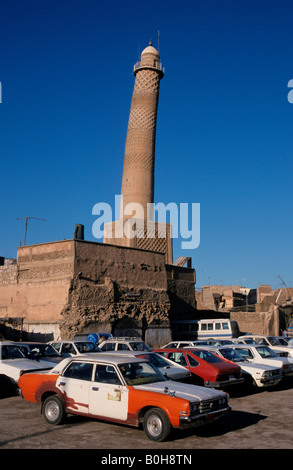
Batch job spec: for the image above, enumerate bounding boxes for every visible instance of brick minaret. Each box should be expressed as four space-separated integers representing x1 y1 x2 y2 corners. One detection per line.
104 42 172 263
120 41 164 220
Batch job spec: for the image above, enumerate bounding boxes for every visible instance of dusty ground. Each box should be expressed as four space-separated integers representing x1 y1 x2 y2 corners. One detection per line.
0 378 292 454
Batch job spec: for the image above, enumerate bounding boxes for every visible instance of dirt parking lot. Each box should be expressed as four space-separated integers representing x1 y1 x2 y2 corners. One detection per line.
0 377 293 453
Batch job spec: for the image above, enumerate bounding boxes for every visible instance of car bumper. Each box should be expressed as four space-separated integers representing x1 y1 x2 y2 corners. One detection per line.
283 366 293 375
260 374 283 385
179 406 231 429
206 377 244 388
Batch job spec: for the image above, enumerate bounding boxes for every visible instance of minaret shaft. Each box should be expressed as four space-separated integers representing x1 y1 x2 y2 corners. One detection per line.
103 42 172 263
120 45 164 220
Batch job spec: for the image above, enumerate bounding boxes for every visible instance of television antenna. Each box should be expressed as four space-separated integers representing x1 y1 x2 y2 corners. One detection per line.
16 216 47 246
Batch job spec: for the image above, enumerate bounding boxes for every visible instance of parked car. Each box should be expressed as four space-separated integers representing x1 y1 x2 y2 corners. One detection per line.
99 337 152 352
197 345 283 388
161 341 209 349
229 338 258 345
154 348 243 388
226 344 293 375
18 354 230 442
238 335 293 357
0 341 52 386
48 340 101 357
14 342 63 365
101 351 191 381
202 339 235 346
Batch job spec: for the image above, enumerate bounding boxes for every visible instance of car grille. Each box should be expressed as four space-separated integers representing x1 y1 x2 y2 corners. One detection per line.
272 369 282 376
199 398 225 414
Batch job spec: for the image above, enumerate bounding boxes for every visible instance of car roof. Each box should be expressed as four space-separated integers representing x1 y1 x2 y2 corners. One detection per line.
0 341 19 345
98 351 152 356
56 354 149 366
14 342 51 346
51 340 91 343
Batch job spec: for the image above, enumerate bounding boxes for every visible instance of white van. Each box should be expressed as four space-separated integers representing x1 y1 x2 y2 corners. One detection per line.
197 319 240 340
171 318 240 340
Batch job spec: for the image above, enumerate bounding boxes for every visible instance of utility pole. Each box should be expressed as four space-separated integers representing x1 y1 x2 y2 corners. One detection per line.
16 216 47 246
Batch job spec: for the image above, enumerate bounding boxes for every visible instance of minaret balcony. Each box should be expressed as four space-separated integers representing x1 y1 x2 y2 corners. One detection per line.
133 61 165 76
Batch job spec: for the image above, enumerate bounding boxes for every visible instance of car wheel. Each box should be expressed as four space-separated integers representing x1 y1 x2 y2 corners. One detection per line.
42 395 66 425
143 408 172 442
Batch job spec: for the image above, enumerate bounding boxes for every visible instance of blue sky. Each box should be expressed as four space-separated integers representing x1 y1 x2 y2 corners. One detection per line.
1 0 293 289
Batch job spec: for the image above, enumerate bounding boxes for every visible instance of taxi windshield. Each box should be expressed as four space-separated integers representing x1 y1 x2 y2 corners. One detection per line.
118 361 166 386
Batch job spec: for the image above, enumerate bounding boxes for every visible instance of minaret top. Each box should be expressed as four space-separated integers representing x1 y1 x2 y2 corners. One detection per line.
141 40 160 58
134 41 164 77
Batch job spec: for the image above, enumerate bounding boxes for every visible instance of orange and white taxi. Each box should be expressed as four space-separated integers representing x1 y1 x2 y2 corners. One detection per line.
18 354 230 441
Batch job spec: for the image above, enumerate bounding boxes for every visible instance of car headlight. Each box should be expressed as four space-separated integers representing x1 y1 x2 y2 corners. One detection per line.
219 397 228 406
263 370 272 377
190 403 199 415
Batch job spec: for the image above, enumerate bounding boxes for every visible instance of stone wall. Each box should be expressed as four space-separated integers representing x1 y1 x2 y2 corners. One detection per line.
0 239 196 346
230 308 279 336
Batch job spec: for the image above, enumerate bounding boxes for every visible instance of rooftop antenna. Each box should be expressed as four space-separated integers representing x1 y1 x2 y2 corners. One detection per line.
16 216 47 246
277 275 291 302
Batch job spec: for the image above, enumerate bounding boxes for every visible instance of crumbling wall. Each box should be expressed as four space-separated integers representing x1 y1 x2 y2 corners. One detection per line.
59 275 171 345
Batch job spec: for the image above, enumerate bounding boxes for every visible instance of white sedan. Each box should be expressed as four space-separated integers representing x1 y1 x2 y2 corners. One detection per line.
238 335 293 358
0 341 52 385
48 340 101 357
226 344 293 376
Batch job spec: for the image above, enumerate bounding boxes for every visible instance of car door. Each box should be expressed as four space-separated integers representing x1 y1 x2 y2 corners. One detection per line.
88 363 129 420
56 361 93 414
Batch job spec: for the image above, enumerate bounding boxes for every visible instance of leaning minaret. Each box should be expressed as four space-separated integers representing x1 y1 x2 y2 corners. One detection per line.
120 40 164 220
104 41 172 263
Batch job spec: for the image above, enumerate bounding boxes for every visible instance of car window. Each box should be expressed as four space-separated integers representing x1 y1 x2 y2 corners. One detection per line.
118 361 166 386
51 342 61 352
255 338 268 346
256 346 278 358
63 362 93 381
138 353 168 368
156 351 168 358
235 348 254 359
75 342 100 353
191 349 223 363
167 352 188 366
117 343 130 350
100 342 116 351
29 344 60 358
186 354 199 367
94 364 122 385
62 343 76 354
129 342 152 351
1 345 25 360
221 348 244 362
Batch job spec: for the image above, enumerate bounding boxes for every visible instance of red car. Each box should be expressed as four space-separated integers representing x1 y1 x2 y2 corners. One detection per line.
154 348 243 388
